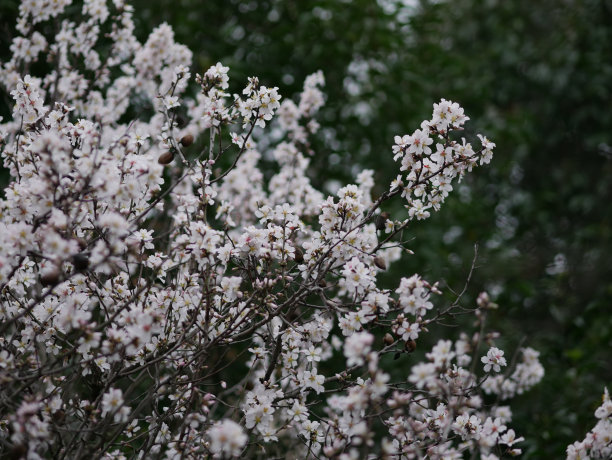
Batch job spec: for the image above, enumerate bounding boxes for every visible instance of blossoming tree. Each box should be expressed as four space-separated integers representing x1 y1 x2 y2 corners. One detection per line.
4 0 604 459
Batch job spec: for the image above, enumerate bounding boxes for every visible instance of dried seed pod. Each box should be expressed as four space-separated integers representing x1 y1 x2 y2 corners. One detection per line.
383 333 395 346
405 339 417 353
41 269 61 286
180 134 194 147
158 150 174 165
7 444 28 460
76 237 88 251
128 276 140 290
52 409 66 424
376 211 390 231
373 256 387 270
72 253 90 271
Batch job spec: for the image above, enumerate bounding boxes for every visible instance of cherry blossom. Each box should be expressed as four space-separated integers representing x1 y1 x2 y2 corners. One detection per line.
482 346 508 373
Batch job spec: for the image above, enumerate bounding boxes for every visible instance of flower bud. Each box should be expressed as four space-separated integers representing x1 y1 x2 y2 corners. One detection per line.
405 339 417 353
158 150 175 165
383 333 394 346
180 134 194 147
323 446 338 457
477 291 490 308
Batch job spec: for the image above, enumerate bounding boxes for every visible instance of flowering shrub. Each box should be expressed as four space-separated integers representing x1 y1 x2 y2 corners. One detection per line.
0 1 555 459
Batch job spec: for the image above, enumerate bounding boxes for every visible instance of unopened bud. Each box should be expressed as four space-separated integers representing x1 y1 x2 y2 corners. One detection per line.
383 333 394 346
323 446 338 457
476 291 490 308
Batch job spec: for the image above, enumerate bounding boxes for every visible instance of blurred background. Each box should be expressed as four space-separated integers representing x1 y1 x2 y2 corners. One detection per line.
2 0 611 456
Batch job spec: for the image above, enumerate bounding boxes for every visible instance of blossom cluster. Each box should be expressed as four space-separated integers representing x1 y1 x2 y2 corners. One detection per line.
566 388 612 459
0 1 552 458
390 99 495 223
